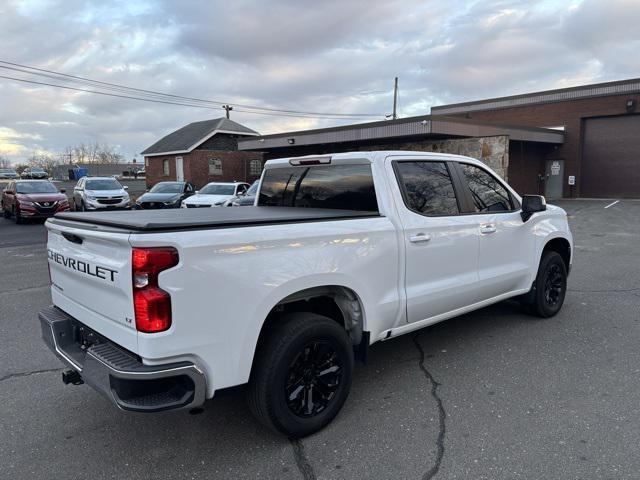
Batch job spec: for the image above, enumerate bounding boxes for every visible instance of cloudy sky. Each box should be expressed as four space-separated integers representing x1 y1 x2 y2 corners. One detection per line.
1 0 639 164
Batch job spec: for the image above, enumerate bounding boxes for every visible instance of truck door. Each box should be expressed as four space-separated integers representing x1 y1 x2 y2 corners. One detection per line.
452 161 536 300
388 157 479 324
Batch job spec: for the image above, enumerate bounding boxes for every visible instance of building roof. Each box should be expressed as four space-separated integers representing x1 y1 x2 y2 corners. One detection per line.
432 77 640 115
237 114 564 151
141 118 259 156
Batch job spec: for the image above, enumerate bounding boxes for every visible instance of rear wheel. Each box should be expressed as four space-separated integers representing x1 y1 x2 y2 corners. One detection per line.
80 201 86 212
2 204 10 219
247 313 354 438
526 251 567 318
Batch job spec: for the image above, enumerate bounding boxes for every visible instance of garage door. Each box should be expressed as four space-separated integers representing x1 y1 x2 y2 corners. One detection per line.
582 115 640 198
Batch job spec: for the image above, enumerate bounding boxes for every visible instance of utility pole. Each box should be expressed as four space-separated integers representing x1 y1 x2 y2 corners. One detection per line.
222 104 234 119
392 77 398 120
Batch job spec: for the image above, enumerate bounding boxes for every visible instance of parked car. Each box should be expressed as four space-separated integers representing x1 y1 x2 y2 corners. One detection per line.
0 168 19 180
182 181 250 208
2 180 69 223
72 176 130 211
226 180 258 206
40 151 573 438
134 181 195 209
21 167 49 179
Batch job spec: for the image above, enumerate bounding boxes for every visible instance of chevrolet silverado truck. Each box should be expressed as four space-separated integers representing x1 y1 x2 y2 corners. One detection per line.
40 151 573 437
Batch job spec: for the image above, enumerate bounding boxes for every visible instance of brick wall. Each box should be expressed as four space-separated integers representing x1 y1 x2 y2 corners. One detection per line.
145 151 264 189
145 156 176 187
183 150 264 188
442 93 640 197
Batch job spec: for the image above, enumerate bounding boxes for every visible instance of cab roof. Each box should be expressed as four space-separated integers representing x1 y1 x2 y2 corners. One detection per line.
264 150 487 169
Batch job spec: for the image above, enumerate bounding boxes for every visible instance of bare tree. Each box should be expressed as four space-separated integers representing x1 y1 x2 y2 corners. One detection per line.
64 142 124 164
0 156 12 169
27 153 60 173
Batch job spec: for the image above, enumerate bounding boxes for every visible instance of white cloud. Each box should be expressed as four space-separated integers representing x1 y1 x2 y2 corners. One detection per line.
0 0 639 162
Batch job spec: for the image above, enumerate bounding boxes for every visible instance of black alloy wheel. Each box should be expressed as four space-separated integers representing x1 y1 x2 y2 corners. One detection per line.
285 340 343 418
527 250 567 318
543 263 564 307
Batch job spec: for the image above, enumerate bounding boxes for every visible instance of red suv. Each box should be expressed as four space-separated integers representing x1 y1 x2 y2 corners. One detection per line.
2 180 70 223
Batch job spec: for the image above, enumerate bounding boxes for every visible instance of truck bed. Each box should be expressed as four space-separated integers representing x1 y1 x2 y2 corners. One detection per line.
52 206 380 232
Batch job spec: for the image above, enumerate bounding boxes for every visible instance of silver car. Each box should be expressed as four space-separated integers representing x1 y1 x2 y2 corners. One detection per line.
73 176 130 211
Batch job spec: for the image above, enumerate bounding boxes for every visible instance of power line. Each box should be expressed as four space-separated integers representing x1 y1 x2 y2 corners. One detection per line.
0 60 385 119
0 74 385 120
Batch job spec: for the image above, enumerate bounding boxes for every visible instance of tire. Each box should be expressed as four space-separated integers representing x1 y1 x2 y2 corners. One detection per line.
526 251 567 318
247 313 354 438
2 205 10 219
80 201 86 212
14 206 22 224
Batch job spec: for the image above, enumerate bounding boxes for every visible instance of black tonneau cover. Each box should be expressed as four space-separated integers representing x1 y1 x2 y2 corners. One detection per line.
53 207 380 232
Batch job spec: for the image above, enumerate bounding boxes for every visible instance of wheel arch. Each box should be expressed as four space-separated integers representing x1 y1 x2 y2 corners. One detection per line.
541 236 571 272
249 285 368 374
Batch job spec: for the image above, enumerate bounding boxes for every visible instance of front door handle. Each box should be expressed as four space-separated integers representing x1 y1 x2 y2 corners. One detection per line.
480 224 497 234
409 233 431 243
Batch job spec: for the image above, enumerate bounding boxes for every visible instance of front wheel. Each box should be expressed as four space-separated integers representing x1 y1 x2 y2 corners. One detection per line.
526 251 567 318
14 206 23 224
247 313 354 438
2 204 10 219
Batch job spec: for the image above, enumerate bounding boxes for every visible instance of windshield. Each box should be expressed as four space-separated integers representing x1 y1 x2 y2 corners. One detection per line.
16 181 58 194
30 168 45 172
0 169 16 174
149 182 183 194
85 179 122 190
246 181 259 195
200 184 235 195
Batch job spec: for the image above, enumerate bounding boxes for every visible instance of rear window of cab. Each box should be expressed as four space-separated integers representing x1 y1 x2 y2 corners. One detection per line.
258 164 378 212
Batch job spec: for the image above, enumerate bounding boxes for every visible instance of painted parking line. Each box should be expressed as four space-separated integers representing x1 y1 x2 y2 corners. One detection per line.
604 200 620 209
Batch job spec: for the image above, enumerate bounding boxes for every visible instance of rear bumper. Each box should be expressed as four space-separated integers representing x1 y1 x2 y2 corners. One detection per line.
39 305 206 412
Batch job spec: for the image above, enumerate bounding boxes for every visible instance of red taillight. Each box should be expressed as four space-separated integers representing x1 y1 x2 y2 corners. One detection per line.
132 247 179 333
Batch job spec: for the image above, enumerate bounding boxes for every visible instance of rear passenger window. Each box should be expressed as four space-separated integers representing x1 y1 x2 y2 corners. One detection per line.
394 161 459 216
258 164 378 212
460 164 514 213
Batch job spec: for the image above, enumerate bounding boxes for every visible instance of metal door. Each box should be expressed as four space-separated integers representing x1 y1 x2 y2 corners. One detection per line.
545 160 564 199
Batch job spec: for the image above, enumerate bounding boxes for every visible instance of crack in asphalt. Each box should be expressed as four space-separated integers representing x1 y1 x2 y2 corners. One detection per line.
569 287 640 293
289 438 316 480
0 368 62 383
413 332 446 480
0 284 49 296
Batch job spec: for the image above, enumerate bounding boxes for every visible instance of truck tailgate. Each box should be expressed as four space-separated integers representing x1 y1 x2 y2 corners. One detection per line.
46 220 137 352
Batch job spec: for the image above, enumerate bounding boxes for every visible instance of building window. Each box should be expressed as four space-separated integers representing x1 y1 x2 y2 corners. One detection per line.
145 158 149 167
249 159 263 176
209 158 222 175
163 159 170 176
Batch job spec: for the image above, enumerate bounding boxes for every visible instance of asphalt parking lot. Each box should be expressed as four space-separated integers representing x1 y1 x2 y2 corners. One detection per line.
1 199 639 480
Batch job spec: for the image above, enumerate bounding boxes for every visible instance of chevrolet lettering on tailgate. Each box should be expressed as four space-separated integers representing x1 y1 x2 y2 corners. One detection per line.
47 249 118 282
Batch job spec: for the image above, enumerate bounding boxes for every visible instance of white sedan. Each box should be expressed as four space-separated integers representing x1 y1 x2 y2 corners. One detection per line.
181 182 250 208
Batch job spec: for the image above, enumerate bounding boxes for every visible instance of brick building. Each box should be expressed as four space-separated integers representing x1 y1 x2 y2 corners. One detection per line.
432 78 640 198
141 118 265 188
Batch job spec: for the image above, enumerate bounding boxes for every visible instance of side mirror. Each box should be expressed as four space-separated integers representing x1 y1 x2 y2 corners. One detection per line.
123 185 129 190
60 188 66 194
521 195 546 222
194 190 199 195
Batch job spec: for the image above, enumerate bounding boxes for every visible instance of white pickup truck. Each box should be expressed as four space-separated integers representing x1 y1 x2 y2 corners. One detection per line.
40 151 572 437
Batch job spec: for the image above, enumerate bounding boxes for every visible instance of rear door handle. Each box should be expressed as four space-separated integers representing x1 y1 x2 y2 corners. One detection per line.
409 233 431 243
480 224 497 234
